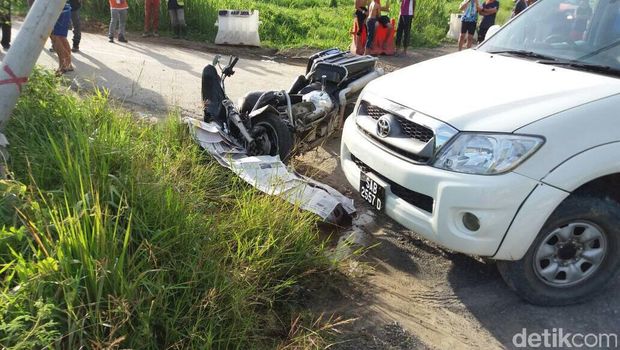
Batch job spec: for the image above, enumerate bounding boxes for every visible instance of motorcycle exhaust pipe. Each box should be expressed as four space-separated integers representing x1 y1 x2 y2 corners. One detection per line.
337 68 385 126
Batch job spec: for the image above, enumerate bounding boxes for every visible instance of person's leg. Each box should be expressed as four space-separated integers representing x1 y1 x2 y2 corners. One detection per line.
169 9 179 38
144 0 152 33
109 8 118 41
467 22 476 48
355 10 365 36
118 9 128 42
478 25 489 43
152 0 160 35
0 16 10 49
178 8 186 37
71 9 81 50
403 15 413 53
395 15 404 50
50 35 61 70
364 18 377 54
61 36 72 70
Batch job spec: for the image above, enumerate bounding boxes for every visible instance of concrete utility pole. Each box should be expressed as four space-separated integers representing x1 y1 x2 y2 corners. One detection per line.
0 0 66 175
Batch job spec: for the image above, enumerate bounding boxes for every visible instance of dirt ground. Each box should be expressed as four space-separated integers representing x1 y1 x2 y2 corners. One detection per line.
294 133 620 350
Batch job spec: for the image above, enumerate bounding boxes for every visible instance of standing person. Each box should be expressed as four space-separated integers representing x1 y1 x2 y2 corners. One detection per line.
109 0 128 43
168 0 185 39
51 2 73 75
364 0 392 55
0 0 10 50
69 0 81 52
511 0 527 18
458 0 480 51
354 0 369 37
477 0 499 43
143 0 160 37
395 0 415 56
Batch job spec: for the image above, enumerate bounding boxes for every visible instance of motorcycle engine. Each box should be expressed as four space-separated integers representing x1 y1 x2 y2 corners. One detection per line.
292 90 334 128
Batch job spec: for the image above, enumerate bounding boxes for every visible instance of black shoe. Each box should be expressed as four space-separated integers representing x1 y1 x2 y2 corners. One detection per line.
49 46 55 52
118 35 128 43
72 46 80 52
2 44 10 50
108 36 114 43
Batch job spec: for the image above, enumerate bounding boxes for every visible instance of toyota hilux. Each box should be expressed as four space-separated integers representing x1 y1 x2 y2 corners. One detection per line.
341 0 620 305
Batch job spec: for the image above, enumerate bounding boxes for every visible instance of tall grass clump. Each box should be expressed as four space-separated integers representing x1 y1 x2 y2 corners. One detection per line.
0 68 331 349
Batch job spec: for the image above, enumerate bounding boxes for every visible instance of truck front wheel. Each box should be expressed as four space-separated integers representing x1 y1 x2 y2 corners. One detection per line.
497 195 620 306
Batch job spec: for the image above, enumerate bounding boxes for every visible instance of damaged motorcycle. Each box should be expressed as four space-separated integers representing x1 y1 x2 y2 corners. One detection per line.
201 48 383 161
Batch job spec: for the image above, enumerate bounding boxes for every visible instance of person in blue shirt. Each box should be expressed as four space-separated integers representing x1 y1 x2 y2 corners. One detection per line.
478 0 500 42
459 0 481 50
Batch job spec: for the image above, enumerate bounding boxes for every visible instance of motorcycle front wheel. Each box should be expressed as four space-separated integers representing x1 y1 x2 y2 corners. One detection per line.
249 114 294 162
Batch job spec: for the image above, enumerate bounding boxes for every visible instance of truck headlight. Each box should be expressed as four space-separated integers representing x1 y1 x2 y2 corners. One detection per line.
433 133 544 175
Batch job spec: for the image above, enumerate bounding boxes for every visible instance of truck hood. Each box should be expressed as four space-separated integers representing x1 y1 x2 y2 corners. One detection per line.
364 50 620 132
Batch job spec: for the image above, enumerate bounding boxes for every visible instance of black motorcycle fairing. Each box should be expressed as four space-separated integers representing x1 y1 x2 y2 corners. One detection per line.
239 91 265 114
288 75 309 95
251 91 285 113
201 65 227 123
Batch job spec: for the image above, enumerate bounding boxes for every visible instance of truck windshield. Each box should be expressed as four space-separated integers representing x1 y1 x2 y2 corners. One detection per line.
478 0 620 75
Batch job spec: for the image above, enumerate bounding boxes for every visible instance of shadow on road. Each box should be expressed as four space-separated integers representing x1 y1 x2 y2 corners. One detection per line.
447 254 620 349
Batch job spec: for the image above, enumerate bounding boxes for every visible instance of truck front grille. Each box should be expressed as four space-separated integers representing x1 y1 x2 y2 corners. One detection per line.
397 118 434 143
361 101 434 144
352 155 434 214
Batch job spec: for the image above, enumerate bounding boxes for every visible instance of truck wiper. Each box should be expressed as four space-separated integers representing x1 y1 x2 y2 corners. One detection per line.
537 59 620 77
488 50 557 61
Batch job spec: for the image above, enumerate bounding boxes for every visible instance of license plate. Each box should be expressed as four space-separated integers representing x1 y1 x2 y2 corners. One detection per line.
360 172 385 211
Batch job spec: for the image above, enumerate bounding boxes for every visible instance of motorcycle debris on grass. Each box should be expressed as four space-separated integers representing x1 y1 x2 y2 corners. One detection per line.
185 117 356 225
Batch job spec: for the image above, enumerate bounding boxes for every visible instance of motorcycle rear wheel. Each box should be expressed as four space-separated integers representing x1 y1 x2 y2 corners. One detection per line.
249 114 294 162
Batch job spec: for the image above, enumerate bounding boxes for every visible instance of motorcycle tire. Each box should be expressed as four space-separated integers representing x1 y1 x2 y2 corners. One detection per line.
250 113 294 162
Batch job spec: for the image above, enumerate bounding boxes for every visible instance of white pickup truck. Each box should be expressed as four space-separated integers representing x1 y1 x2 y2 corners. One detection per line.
341 0 620 305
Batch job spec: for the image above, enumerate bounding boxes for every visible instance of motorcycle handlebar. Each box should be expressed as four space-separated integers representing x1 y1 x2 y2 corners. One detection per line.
229 56 239 70
222 56 240 77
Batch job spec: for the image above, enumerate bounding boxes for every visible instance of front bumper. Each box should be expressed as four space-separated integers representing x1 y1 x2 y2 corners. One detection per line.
341 115 541 257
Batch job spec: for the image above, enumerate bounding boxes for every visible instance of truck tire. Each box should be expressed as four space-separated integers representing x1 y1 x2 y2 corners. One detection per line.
497 195 620 306
250 113 294 162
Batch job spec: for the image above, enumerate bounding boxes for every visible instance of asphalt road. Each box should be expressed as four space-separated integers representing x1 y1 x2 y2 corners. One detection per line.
4 21 305 117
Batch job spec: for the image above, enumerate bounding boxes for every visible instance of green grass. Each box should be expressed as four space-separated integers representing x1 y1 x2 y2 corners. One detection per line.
0 69 335 349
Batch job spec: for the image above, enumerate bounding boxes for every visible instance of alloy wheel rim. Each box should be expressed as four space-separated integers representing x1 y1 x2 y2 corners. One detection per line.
533 221 607 288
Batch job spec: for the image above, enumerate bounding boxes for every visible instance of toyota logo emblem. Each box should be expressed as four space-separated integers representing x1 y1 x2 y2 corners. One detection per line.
376 116 391 138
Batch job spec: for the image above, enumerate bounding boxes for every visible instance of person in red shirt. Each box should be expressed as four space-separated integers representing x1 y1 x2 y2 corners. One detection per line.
108 0 128 43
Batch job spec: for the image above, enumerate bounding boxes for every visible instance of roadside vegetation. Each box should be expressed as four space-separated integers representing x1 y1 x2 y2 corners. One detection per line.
0 69 336 349
75 0 513 49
